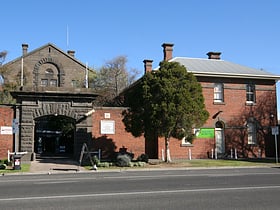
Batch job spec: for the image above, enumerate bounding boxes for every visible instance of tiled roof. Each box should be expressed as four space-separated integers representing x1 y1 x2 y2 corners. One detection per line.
168 57 280 80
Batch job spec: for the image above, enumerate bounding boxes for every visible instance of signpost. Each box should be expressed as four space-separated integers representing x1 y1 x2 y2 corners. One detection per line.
272 126 279 164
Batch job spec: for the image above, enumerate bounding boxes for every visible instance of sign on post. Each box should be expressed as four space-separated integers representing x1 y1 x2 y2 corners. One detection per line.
272 126 279 164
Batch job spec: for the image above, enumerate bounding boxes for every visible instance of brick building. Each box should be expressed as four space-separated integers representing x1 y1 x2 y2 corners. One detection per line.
0 42 279 161
141 43 280 159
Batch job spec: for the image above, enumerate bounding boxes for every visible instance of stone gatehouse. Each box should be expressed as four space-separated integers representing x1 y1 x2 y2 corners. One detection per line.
11 90 98 161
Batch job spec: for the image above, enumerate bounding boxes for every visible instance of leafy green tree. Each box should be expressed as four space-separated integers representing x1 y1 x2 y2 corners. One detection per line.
122 61 209 162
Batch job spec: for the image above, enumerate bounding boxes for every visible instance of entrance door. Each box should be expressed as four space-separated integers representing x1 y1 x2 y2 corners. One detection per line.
215 120 225 156
34 115 75 157
215 128 225 154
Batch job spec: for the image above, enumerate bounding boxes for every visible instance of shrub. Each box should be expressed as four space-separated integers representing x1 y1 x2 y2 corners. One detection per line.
98 162 111 168
116 154 131 167
0 164 6 170
130 161 146 167
137 154 149 163
92 155 100 166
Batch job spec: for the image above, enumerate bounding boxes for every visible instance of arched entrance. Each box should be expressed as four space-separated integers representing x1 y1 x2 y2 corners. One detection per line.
215 120 225 156
34 115 75 157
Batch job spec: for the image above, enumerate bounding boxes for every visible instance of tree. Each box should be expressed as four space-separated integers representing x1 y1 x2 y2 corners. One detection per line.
0 51 7 66
122 61 209 162
92 55 140 106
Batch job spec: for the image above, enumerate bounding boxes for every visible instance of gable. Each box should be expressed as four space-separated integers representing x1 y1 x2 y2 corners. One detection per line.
2 43 92 90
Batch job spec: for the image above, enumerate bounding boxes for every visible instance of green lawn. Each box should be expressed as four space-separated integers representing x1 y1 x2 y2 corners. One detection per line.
159 159 277 167
0 163 30 174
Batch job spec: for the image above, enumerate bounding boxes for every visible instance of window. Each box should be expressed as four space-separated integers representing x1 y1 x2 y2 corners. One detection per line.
246 84 255 103
50 79 57 87
41 79 48 87
214 83 224 102
247 122 257 144
71 80 78 88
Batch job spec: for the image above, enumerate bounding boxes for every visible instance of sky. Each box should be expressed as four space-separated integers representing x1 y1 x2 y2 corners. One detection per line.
1 0 280 118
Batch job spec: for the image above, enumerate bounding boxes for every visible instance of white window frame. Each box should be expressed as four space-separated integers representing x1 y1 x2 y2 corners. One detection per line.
247 122 257 145
246 84 255 104
214 83 224 103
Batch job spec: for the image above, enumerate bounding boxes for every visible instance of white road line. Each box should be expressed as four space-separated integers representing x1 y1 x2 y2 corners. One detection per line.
34 181 79 185
1 185 280 202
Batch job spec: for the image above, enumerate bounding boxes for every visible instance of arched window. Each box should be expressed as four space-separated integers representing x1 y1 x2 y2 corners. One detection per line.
40 67 57 87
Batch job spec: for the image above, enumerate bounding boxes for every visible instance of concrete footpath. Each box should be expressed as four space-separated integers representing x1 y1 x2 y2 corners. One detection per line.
28 157 88 174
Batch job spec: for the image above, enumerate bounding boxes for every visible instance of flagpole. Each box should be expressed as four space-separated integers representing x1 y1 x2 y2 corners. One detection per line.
85 62 88 88
21 57 23 87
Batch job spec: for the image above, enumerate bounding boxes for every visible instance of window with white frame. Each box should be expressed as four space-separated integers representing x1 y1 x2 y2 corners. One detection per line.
246 84 255 103
214 83 224 102
247 122 257 144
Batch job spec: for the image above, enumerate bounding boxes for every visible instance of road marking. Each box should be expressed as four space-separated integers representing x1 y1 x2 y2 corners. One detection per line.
1 185 280 202
34 180 79 185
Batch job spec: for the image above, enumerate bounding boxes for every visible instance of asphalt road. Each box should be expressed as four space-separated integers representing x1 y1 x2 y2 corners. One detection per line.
0 167 280 210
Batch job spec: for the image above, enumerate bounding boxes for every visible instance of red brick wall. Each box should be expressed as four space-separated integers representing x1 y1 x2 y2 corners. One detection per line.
0 107 13 160
154 77 277 160
157 137 215 160
90 108 145 160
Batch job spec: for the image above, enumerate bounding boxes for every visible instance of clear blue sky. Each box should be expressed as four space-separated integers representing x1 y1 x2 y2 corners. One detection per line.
1 0 280 118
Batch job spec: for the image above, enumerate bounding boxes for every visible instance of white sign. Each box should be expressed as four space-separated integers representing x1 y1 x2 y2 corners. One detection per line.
1 126 13 135
100 120 115 134
272 126 279 135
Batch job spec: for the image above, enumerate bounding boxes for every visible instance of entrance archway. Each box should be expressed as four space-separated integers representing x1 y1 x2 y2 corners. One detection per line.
34 115 75 157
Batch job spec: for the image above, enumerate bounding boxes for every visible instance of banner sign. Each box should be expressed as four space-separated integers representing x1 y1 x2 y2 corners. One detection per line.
197 128 215 138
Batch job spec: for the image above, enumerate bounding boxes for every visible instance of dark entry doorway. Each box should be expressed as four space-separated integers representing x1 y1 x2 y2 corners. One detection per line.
34 115 75 157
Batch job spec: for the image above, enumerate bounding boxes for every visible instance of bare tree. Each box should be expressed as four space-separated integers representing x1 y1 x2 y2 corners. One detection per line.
0 51 7 66
92 56 140 106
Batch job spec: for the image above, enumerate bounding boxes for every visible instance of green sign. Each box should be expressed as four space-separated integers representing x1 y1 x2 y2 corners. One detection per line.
197 128 215 138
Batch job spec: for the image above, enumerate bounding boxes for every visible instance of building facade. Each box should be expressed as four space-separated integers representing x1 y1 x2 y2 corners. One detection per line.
0 43 145 161
0 43 279 161
142 43 280 159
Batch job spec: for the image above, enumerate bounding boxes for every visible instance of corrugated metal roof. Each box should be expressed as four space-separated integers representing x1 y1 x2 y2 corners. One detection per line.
167 57 280 80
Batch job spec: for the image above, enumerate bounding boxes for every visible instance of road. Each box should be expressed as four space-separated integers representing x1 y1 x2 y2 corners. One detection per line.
0 167 280 210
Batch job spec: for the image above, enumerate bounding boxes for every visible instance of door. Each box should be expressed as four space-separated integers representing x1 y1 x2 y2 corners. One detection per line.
215 128 225 154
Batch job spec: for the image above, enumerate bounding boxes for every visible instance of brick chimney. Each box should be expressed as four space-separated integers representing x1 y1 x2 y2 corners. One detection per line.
162 43 174 61
22 44 28 56
207 52 221 60
143 59 153 74
67 50 75 57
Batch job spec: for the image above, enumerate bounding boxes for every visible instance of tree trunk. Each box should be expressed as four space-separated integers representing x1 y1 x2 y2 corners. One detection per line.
165 137 172 162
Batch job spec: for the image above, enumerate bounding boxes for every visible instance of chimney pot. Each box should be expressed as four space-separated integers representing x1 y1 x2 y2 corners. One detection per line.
143 59 153 74
207 52 221 60
67 50 75 57
22 44 28 56
162 43 174 61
